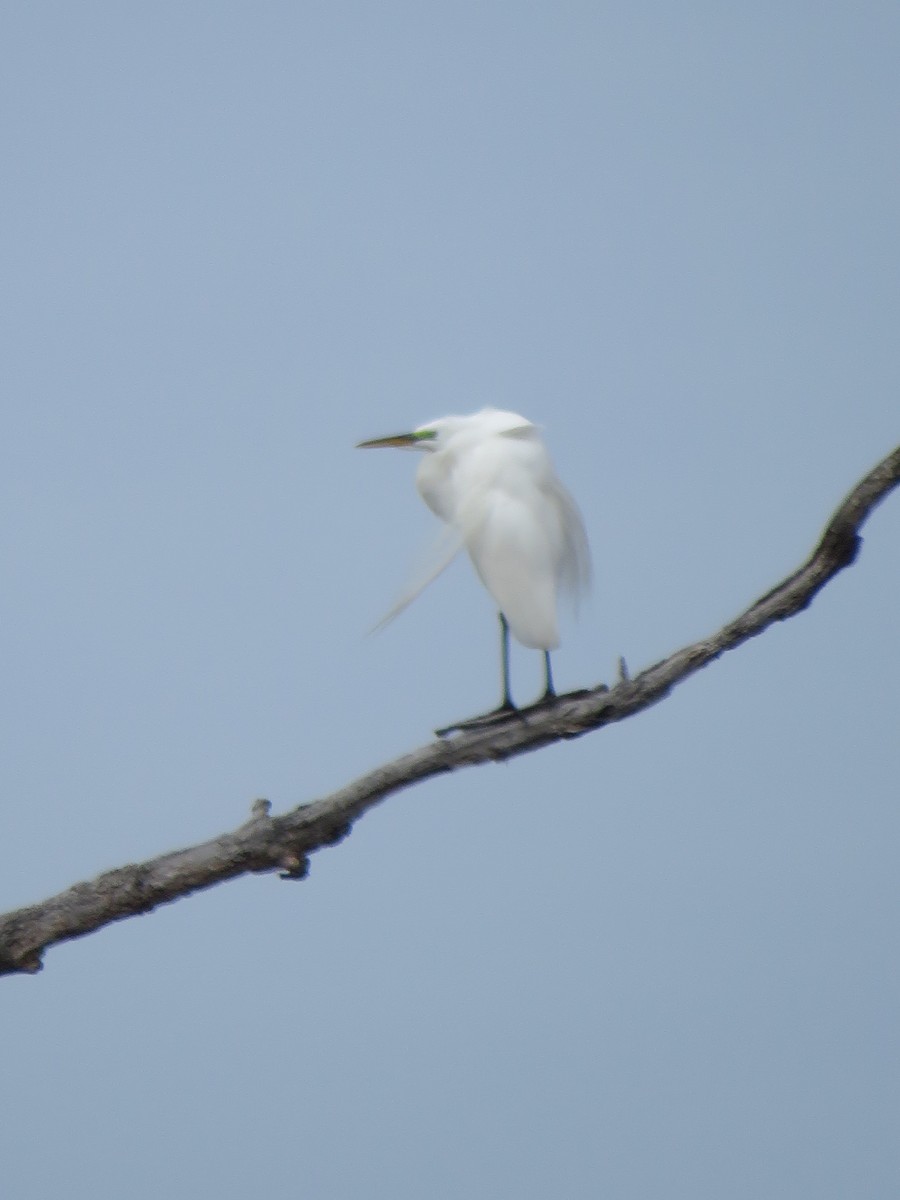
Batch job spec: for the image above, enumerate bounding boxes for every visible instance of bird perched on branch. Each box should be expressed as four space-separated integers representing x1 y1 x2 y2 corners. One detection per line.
358 408 591 730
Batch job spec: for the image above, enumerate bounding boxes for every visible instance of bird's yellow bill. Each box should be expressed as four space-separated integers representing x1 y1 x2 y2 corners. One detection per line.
356 432 418 449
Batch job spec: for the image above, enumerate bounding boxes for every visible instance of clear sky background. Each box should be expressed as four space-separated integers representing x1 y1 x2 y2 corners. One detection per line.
1 4 898 1197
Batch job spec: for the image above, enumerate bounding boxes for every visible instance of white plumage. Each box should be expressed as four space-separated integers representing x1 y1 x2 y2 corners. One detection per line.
413 410 590 648
358 407 591 715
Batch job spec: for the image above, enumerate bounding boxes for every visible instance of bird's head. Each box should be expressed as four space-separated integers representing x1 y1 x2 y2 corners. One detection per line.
357 409 533 454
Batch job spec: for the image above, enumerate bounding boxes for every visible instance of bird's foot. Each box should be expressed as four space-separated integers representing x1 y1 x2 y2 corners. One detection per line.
435 686 605 736
512 691 561 720
435 701 518 738
435 691 571 736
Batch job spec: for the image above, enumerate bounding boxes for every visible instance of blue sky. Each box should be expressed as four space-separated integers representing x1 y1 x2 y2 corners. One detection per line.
1 4 899 1197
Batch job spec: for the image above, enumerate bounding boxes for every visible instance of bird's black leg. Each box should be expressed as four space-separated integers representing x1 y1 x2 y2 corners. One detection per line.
498 612 515 711
541 650 556 702
434 612 516 736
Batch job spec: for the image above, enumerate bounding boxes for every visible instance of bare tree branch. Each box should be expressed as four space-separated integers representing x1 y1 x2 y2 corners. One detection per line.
2 445 898 977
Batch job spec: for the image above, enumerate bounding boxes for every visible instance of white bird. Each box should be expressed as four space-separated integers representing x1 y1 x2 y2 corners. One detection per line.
358 408 591 724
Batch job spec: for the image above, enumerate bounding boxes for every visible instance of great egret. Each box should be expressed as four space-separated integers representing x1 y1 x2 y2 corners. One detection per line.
357 408 591 724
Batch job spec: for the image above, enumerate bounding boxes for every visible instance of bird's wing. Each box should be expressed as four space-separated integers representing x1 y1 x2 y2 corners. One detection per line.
371 524 464 632
546 477 592 600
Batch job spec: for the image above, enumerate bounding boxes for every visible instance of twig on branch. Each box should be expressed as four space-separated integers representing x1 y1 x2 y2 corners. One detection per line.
1 445 898 977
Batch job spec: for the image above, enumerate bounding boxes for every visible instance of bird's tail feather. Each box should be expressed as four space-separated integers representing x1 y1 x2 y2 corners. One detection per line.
371 525 464 632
